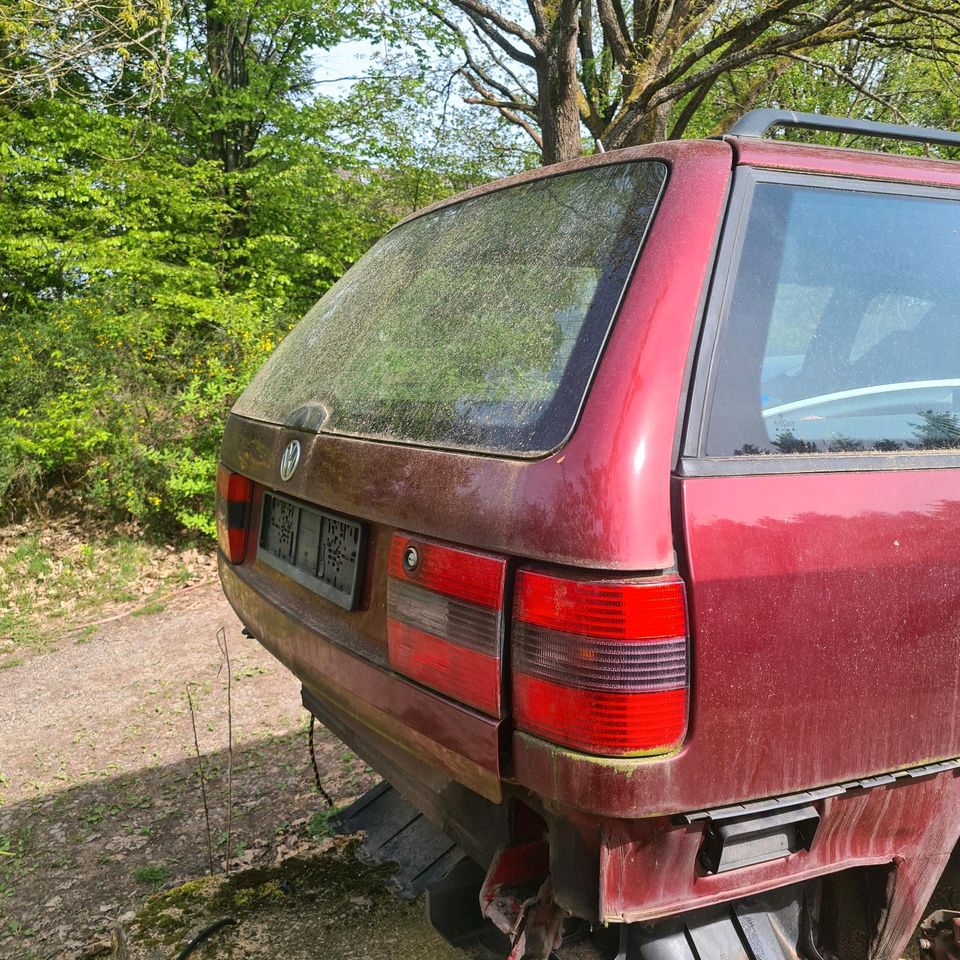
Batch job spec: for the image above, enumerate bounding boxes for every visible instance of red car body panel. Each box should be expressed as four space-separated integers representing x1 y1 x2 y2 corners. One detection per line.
680 470 960 799
513 468 960 818
595 776 960 956
217 132 960 958
734 136 960 188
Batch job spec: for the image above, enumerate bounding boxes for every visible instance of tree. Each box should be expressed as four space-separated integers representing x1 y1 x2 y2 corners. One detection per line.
422 0 960 164
0 0 526 534
0 0 173 104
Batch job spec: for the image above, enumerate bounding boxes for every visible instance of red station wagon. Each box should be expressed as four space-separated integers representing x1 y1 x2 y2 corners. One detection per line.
216 110 960 960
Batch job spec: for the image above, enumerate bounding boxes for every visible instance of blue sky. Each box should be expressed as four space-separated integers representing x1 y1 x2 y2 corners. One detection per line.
314 39 376 98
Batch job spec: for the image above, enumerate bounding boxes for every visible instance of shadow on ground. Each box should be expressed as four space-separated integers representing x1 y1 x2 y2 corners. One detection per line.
0 726 457 959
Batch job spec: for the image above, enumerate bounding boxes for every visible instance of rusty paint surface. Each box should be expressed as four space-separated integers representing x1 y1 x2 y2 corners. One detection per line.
596 774 960 945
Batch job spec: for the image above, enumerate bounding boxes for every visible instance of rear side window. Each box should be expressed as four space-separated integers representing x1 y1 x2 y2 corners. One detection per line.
233 161 667 456
706 181 960 456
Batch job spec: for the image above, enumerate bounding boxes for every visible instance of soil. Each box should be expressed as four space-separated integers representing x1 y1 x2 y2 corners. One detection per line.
0 582 458 960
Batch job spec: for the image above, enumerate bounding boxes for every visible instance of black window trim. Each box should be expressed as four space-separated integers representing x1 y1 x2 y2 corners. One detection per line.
680 166 960 478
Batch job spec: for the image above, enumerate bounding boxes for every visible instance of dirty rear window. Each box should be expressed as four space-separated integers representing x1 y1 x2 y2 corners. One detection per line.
232 161 667 455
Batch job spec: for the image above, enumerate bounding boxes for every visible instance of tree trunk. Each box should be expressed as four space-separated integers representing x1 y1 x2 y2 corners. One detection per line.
606 99 671 149
203 0 251 242
537 19 583 165
629 102 671 145
204 0 251 174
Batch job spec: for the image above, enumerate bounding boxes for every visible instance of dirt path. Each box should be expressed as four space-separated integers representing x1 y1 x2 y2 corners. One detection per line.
0 583 458 959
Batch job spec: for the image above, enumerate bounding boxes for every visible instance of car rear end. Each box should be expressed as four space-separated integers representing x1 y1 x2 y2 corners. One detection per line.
216 138 731 936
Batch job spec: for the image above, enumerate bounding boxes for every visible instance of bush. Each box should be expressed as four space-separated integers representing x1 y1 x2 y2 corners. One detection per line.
0 101 413 537
0 78 519 538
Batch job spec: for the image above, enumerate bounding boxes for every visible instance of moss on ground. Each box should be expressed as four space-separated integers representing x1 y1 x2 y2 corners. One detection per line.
125 839 462 959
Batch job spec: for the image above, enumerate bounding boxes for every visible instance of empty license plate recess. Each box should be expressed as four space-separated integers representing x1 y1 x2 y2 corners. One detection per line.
258 492 365 610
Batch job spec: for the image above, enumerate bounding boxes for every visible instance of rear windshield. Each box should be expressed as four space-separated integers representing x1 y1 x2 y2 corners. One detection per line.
232 160 667 455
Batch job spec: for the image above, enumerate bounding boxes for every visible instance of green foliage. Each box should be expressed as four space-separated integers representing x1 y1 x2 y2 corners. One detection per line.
674 40 960 152
0 0 521 536
134 864 173 890
914 409 960 449
306 806 341 839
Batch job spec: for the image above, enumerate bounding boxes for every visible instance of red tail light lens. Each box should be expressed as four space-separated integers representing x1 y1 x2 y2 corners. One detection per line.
215 465 254 564
387 534 507 716
512 570 688 756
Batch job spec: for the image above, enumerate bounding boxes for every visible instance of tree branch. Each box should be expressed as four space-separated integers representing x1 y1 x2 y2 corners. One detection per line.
468 22 538 100
650 0 854 100
458 70 543 145
596 0 633 65
448 0 542 53
527 0 547 34
784 51 914 124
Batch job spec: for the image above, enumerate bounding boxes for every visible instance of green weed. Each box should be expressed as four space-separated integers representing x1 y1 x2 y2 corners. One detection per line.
134 865 173 890
233 666 267 681
307 808 342 840
131 601 167 618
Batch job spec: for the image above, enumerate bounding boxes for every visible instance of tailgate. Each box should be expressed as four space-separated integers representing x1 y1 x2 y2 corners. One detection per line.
216 140 733 806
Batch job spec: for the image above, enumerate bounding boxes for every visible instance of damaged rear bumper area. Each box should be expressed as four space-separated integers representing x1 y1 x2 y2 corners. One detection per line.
312 718 960 960
329 777 823 960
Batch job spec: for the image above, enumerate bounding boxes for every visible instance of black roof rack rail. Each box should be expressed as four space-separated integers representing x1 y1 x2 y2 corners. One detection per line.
729 108 960 150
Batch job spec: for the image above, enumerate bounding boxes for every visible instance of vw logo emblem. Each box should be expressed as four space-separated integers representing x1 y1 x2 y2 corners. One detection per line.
279 440 301 481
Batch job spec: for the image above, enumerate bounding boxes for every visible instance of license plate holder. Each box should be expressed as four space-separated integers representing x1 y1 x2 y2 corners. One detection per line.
258 492 365 610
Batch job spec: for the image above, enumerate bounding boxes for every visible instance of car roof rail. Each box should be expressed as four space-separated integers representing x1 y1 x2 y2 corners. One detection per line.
728 108 960 150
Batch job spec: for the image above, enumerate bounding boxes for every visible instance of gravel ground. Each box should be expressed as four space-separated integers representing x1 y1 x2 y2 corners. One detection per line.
0 582 456 960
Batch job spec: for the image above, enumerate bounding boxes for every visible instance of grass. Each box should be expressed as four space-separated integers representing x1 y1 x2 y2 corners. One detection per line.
134 865 173 890
0 829 30 900
306 807 341 840
0 524 212 656
131 600 168 618
234 666 268 681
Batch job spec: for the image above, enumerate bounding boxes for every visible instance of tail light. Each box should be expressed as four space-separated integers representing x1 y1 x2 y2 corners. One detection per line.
387 533 507 716
215 464 254 564
511 569 688 756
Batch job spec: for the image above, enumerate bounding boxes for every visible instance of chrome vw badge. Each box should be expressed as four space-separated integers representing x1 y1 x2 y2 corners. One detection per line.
279 440 301 481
